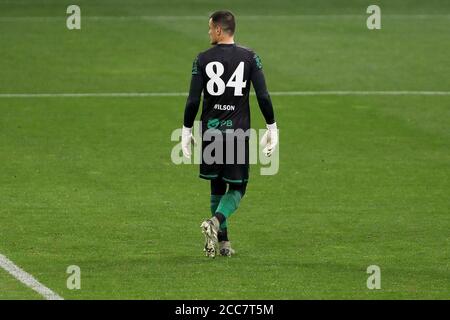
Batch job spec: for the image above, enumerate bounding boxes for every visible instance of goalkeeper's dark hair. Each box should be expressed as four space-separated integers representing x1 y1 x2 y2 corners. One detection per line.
210 10 236 35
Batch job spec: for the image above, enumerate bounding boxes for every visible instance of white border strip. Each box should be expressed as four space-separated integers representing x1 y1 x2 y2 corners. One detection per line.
0 253 63 300
0 91 449 98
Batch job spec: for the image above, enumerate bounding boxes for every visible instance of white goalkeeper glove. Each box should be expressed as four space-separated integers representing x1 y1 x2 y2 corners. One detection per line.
260 122 278 157
181 125 196 158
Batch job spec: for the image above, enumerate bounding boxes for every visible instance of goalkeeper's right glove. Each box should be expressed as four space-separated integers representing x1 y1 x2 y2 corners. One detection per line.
181 125 196 158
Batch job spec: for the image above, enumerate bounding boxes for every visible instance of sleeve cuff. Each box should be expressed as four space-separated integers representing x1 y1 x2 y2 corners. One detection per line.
266 122 277 130
182 125 192 135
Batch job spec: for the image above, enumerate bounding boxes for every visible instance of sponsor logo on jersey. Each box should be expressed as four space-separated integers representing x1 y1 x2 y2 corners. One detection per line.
206 119 233 130
207 118 220 129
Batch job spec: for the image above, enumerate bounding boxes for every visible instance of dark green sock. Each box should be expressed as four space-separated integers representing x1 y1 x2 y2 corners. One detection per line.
211 194 227 229
216 190 242 221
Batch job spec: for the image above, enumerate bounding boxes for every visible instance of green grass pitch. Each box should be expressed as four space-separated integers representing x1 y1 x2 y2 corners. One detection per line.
0 0 449 299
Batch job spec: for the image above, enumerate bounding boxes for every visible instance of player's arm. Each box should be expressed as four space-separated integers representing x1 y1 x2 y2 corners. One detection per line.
182 56 203 158
250 53 278 156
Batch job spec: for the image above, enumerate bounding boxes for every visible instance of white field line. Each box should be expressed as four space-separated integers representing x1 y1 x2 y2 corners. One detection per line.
0 14 449 22
0 253 63 300
0 91 449 98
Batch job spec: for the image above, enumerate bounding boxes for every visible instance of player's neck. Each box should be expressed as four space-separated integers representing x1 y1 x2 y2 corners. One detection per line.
217 37 235 45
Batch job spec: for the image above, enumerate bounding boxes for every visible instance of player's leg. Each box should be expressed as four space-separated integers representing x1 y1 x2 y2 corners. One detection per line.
214 134 250 256
202 180 246 258
216 182 247 256
204 178 228 256
199 134 224 257
210 178 228 242
214 182 247 231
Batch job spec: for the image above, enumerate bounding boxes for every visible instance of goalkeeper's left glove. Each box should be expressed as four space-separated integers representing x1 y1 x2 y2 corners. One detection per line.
181 125 196 158
260 122 278 157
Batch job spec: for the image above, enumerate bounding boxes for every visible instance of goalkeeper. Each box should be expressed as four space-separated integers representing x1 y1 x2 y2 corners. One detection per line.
181 10 278 257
